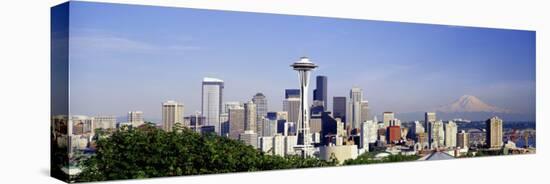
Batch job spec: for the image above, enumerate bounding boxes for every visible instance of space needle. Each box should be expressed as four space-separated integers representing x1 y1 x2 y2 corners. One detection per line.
291 56 317 158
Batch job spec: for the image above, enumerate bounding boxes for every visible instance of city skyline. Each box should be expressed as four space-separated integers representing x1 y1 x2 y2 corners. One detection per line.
66 2 535 122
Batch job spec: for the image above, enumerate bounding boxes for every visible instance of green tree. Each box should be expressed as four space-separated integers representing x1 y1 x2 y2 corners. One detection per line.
77 124 335 182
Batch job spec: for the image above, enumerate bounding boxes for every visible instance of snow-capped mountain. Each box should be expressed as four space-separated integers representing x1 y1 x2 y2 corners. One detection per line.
435 95 511 113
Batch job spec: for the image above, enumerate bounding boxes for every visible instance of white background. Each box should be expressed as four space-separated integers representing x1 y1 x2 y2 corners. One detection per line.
0 0 548 183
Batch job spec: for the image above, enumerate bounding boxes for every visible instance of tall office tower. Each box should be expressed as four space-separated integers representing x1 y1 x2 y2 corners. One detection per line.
360 101 369 123
457 130 469 149
445 121 458 148
202 77 224 134
347 87 363 130
383 112 395 128
162 100 184 132
239 130 258 148
252 93 267 136
313 75 328 108
285 89 300 99
228 106 245 140
283 97 300 124
360 120 376 151
428 120 445 149
291 57 317 158
93 116 116 130
486 116 503 149
127 111 144 127
244 101 257 132
224 101 241 114
252 93 268 120
333 96 347 123
424 112 436 130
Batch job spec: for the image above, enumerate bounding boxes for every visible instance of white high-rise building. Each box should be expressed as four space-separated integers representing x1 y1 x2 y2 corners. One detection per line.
457 130 469 149
128 111 144 127
202 77 224 134
244 101 257 132
284 135 298 156
486 116 503 149
259 136 273 154
360 120 377 151
347 87 363 130
252 93 267 121
360 101 369 123
383 112 395 128
162 100 184 132
425 112 436 131
429 120 445 149
273 134 285 156
414 121 425 134
93 116 116 130
445 121 458 148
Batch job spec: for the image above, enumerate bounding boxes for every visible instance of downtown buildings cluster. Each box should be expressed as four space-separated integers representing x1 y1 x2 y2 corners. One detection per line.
52 57 535 168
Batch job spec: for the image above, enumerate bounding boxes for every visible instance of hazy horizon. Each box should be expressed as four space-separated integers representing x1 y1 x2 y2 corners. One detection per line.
65 2 536 122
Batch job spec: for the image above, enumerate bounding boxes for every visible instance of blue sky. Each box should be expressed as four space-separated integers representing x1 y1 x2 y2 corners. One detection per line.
66 1 535 122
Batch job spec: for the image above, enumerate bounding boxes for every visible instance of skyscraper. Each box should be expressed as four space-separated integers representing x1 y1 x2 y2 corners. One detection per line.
162 100 184 132
425 112 436 130
457 130 469 149
445 121 457 148
290 56 317 158
313 75 327 108
360 120 376 151
228 105 245 140
347 87 364 130
128 111 144 127
252 93 267 135
428 120 445 149
285 89 300 99
383 112 395 128
486 116 503 149
360 101 369 123
202 77 224 134
244 101 257 132
333 96 346 123
283 97 300 123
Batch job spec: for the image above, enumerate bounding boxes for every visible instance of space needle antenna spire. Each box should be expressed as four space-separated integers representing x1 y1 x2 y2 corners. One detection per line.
290 56 317 158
